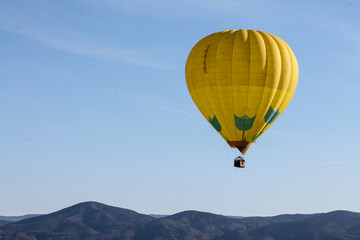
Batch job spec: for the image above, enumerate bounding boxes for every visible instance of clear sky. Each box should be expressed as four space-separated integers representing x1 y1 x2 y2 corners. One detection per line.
1 0 360 217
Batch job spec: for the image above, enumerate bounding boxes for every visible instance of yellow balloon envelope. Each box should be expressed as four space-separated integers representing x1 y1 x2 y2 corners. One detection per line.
185 29 298 154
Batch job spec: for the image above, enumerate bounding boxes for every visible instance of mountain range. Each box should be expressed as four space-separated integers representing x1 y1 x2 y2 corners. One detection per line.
1 201 360 239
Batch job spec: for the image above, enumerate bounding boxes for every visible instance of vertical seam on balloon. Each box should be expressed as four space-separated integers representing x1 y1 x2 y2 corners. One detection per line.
267 35 292 117
245 31 267 142
282 37 298 95
186 48 203 117
255 34 294 138
231 30 238 141
188 41 212 130
194 33 227 138
276 37 297 112
267 35 293 123
204 34 226 137
242 30 251 141
247 32 279 140
214 31 236 141
247 31 269 141
260 33 283 137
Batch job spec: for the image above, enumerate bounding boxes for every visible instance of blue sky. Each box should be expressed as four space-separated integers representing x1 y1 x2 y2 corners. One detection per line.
1 0 360 217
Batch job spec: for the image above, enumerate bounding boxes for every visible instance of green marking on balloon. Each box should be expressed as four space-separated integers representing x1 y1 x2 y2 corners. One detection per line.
251 107 280 142
265 106 280 124
235 114 256 131
208 115 222 132
235 114 256 141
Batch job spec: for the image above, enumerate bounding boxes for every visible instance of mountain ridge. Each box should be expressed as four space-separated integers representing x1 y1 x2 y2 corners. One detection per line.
0 201 359 240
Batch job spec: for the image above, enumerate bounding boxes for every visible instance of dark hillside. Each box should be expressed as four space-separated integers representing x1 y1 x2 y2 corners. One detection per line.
1 202 360 240
248 210 360 240
0 220 11 227
0 202 153 240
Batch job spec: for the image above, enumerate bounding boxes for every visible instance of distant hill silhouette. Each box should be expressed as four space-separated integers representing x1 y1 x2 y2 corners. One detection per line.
0 214 41 228
1 201 360 239
0 214 40 222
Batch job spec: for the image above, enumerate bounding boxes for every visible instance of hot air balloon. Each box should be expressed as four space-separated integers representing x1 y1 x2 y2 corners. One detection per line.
185 29 298 168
